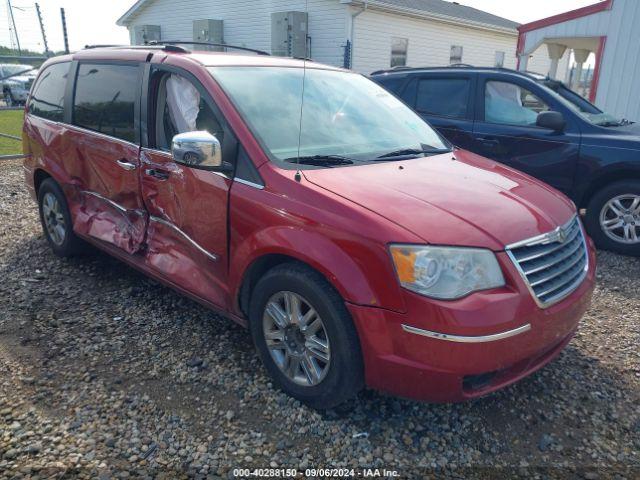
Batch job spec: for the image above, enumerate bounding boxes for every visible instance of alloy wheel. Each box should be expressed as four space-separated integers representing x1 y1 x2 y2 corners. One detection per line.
262 291 331 387
42 192 67 246
599 194 640 244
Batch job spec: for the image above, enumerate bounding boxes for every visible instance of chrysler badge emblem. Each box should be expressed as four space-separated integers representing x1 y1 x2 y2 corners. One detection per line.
556 226 567 243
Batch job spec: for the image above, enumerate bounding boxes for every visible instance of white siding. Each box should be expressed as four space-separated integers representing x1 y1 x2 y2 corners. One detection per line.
124 0 348 67
351 8 519 74
521 0 640 121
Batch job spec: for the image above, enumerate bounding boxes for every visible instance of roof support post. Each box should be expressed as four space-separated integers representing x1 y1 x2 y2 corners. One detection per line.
517 54 528 72
546 43 567 79
571 48 591 91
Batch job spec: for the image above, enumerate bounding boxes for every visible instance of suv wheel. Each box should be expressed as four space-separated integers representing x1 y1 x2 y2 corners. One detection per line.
249 263 364 409
585 180 640 256
38 178 86 257
3 90 14 107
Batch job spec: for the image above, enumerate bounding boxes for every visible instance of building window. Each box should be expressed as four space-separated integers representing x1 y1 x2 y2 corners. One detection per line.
450 45 463 64
495 51 505 68
391 37 408 68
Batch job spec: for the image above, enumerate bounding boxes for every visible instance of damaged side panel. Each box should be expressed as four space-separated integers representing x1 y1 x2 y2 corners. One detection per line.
25 116 148 254
64 126 148 255
140 149 231 308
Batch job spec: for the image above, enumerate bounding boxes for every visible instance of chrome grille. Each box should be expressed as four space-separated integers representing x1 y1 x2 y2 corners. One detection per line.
506 216 588 308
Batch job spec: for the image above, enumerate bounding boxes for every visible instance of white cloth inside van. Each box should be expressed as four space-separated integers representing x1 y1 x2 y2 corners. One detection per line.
166 74 201 133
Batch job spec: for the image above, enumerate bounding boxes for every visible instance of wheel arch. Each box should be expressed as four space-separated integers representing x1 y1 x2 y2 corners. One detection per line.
33 168 52 194
579 168 640 209
232 229 406 318
237 253 306 318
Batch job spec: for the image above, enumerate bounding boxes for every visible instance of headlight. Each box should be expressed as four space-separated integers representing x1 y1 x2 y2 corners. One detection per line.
389 245 505 300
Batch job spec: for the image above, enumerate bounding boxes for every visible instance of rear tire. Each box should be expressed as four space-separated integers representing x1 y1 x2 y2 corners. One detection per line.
584 180 640 256
249 263 364 409
37 178 86 257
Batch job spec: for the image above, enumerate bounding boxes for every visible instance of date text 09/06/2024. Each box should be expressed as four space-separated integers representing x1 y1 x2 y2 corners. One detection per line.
232 468 400 477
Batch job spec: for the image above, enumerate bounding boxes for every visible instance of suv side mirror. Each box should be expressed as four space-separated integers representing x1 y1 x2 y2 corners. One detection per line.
536 111 566 132
171 131 233 172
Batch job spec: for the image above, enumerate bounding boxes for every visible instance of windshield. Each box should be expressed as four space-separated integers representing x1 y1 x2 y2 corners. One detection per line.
2 65 34 77
538 80 625 127
209 66 450 165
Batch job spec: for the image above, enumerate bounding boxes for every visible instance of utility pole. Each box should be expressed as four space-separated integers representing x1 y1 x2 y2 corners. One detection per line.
7 0 22 54
35 3 49 56
60 7 69 54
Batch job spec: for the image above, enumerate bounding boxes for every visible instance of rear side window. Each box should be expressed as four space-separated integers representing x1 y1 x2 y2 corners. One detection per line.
73 63 139 143
373 75 406 95
416 78 470 118
28 62 70 122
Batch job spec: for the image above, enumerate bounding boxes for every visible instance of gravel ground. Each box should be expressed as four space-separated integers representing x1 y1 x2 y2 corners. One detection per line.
0 159 639 479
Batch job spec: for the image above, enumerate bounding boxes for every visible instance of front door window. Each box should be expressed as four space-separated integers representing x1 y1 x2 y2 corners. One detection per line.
154 73 224 151
485 81 550 126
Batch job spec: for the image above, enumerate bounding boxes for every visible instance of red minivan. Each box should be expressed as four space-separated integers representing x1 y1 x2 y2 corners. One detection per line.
23 45 596 408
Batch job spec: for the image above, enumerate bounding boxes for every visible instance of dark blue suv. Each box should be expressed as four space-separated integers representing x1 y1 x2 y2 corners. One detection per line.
371 67 640 256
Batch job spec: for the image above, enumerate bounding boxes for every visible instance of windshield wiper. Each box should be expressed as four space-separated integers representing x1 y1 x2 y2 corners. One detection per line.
376 147 451 159
284 155 355 167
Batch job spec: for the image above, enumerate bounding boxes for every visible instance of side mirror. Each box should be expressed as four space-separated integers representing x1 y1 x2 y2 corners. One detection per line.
171 131 233 172
536 111 566 132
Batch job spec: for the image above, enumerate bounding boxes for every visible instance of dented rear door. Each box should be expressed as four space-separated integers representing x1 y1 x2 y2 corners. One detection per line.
65 61 147 254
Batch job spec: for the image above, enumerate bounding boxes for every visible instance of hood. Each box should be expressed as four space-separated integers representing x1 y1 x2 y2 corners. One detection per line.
617 122 640 135
5 74 35 85
584 122 640 148
302 149 576 251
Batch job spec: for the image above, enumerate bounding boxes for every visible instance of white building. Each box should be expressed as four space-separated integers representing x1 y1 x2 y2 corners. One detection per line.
516 0 640 121
117 0 556 75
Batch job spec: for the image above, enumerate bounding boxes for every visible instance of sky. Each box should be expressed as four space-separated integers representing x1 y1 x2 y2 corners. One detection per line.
1 0 603 53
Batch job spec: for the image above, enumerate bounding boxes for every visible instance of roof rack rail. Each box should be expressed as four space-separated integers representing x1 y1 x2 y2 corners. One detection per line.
148 40 270 56
83 44 191 53
371 65 536 76
84 44 124 49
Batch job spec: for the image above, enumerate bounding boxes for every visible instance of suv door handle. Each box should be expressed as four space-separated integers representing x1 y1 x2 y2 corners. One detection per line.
144 168 170 180
476 137 500 148
116 159 137 171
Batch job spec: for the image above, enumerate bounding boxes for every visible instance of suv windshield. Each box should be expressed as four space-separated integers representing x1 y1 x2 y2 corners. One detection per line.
2 65 34 77
536 79 626 127
209 66 450 165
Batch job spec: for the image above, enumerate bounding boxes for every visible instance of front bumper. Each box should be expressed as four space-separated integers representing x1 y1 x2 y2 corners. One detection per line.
8 88 28 101
348 243 596 402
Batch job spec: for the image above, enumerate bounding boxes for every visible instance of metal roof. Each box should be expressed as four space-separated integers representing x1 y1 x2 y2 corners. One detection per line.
369 0 520 30
119 0 519 31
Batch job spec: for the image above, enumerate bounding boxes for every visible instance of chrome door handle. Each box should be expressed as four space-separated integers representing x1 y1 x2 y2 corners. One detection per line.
116 159 137 171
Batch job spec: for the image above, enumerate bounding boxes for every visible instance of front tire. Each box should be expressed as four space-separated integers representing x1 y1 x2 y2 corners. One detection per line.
3 90 14 107
585 180 640 256
38 178 85 257
249 263 364 409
